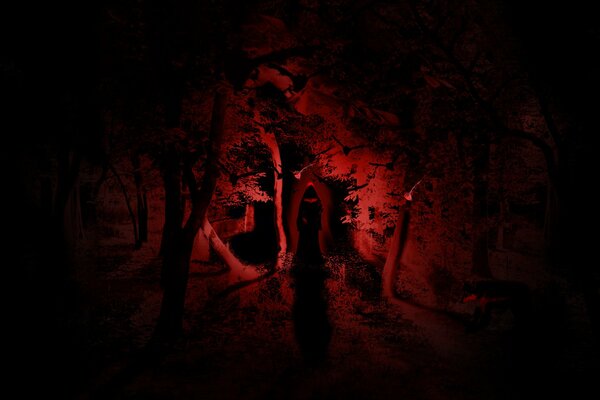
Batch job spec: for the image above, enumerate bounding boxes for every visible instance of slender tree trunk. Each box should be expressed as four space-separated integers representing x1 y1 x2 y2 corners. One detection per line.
93 163 109 199
55 149 81 222
155 89 228 340
382 206 411 300
108 163 139 248
159 151 183 283
544 182 560 250
495 188 508 251
64 179 85 243
273 171 286 252
141 192 148 241
52 149 81 278
132 154 148 243
532 79 563 261
496 143 509 251
263 132 288 265
471 139 492 278
544 149 569 265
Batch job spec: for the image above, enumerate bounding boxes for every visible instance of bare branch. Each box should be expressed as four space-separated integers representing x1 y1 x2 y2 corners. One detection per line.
369 161 395 171
331 133 344 147
313 145 334 158
348 182 369 191
331 134 368 155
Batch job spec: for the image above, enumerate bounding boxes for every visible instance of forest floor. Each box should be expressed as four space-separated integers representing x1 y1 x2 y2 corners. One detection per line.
70 229 598 400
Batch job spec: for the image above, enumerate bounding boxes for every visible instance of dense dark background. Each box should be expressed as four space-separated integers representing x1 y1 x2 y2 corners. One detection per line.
2 0 598 397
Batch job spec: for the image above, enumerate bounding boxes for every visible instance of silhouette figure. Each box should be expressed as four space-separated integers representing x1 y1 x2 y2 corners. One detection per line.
296 185 323 264
292 185 331 365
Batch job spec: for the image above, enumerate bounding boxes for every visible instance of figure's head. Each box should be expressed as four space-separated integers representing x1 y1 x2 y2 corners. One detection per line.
302 184 320 203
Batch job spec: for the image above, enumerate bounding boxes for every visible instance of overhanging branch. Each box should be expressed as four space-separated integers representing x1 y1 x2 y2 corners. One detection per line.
408 0 559 184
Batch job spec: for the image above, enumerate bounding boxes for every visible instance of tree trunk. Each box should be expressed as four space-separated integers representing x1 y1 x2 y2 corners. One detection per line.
55 149 81 221
544 150 569 265
184 90 227 233
132 154 148 243
155 89 228 340
47 152 71 293
159 151 183 283
108 163 139 248
141 192 148 241
155 231 194 340
52 149 81 280
382 206 411 300
496 192 507 250
471 139 493 278
202 220 257 281
263 132 287 266
544 181 560 252
472 230 490 277
64 179 85 243
273 170 286 252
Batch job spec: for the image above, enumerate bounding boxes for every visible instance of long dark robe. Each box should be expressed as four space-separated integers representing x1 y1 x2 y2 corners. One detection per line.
296 186 323 264
292 186 331 365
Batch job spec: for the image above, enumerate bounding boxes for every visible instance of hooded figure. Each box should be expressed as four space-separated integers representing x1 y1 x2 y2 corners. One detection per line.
296 185 323 264
292 184 330 364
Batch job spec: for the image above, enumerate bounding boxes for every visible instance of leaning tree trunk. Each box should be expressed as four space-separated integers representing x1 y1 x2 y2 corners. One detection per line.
382 205 411 300
471 138 493 278
263 132 287 262
202 220 257 281
155 89 228 341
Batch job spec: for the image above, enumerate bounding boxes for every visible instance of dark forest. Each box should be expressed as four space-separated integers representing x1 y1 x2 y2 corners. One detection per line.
2 0 599 398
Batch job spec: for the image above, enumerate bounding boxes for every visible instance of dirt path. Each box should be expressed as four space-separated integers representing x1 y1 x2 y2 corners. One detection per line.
72 232 599 400
78 245 525 400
